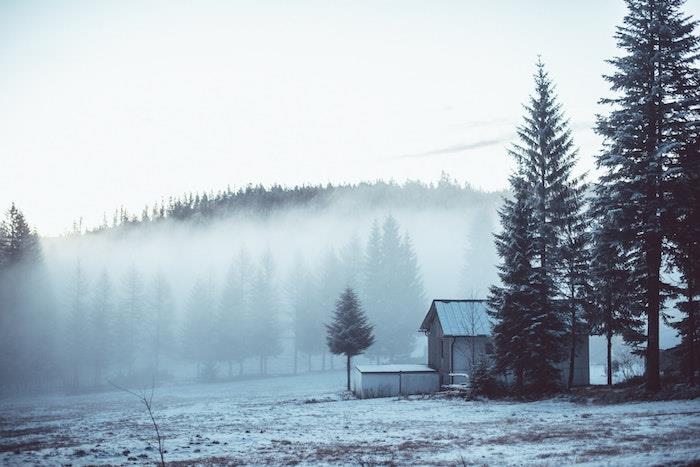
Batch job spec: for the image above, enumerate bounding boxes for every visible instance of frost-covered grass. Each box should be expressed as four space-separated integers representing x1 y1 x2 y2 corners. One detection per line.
1 371 699 465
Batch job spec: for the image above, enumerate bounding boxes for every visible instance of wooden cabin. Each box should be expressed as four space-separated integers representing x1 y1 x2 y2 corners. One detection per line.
419 299 590 387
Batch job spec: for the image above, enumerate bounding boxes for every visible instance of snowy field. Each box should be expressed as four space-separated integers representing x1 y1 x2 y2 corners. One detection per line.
1 372 699 466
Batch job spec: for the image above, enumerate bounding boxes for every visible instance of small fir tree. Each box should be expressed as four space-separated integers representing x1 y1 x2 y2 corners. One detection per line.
326 287 374 391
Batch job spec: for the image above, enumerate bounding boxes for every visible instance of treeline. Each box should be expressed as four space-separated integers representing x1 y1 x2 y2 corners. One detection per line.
73 176 501 234
0 204 425 393
489 0 699 393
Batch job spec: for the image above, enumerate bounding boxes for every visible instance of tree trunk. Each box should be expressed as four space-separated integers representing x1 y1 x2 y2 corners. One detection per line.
645 234 662 392
346 355 351 391
568 303 576 390
607 330 613 386
687 290 696 386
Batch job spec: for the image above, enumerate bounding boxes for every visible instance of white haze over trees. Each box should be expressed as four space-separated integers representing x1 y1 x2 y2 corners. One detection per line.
0 178 507 393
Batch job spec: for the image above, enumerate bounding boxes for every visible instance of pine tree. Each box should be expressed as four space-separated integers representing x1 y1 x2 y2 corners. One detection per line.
182 277 218 380
595 0 699 391
362 220 384 362
249 250 281 375
287 253 320 374
491 60 580 391
117 265 145 373
362 216 424 361
558 185 592 389
0 204 50 388
218 249 254 377
589 213 645 385
326 287 374 391
488 175 539 393
90 270 114 385
66 260 89 388
149 272 174 378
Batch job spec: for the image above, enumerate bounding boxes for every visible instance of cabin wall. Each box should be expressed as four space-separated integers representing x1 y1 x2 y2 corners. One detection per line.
427 318 443 371
451 336 492 384
351 371 440 398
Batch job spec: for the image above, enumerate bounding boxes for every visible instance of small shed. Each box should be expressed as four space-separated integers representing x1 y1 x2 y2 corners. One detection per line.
351 364 440 399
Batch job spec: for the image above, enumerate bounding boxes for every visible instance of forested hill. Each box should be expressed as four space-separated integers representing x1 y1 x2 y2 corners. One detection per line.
82 176 506 234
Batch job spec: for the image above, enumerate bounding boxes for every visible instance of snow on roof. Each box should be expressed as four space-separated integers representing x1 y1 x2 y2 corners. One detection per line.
354 364 436 373
420 299 493 336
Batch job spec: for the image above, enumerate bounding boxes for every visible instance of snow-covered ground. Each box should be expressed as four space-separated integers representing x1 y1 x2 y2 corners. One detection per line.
1 372 699 466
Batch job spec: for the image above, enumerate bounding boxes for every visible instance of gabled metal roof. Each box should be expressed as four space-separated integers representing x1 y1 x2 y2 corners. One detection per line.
354 364 436 373
419 299 492 337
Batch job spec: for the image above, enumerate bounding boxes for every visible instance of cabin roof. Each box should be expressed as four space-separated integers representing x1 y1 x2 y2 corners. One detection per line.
419 299 492 337
354 364 436 373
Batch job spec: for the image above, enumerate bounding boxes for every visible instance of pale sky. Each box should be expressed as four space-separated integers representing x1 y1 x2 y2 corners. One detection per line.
2 0 699 235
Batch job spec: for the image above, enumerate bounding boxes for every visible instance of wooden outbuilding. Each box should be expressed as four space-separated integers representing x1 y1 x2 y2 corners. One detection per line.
419 299 590 387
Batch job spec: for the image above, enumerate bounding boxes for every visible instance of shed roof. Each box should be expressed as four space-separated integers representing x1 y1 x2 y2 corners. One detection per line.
419 299 492 337
354 364 436 373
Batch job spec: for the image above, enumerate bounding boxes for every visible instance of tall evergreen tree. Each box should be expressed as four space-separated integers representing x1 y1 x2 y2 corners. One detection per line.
326 287 374 391
182 277 218 380
149 272 174 377
90 270 114 385
249 250 282 374
362 220 384 362
363 216 424 361
589 213 645 385
66 260 89 388
117 265 145 373
488 176 540 392
287 253 319 374
490 60 581 390
595 0 699 390
218 249 254 377
558 186 592 389
0 204 51 389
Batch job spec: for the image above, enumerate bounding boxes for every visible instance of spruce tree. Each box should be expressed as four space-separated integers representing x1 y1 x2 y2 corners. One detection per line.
218 249 254 377
595 0 699 390
66 260 89 388
182 277 218 380
287 253 322 374
362 220 384 362
488 175 539 393
491 60 581 390
117 265 145 374
326 287 374 391
249 250 281 375
0 204 49 388
589 213 645 385
558 186 592 389
90 270 114 385
149 272 174 377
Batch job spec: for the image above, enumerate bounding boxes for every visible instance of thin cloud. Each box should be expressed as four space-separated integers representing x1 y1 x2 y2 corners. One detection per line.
393 136 512 160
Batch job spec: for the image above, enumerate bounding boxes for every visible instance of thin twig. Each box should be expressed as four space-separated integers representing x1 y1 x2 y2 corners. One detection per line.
110 378 166 467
